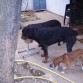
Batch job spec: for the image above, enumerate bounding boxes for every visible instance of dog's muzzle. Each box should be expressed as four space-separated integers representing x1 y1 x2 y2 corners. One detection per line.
24 39 33 43
21 36 33 43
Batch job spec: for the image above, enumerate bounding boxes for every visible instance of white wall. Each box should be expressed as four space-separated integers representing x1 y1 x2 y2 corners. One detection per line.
21 0 69 16
21 0 33 11
46 0 69 16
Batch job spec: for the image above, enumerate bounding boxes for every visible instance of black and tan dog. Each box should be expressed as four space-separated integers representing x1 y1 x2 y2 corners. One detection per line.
21 21 78 63
26 20 62 46
51 49 83 70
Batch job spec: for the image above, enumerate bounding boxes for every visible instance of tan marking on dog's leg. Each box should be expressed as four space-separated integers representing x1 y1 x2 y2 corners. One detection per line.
41 54 45 57
42 55 48 63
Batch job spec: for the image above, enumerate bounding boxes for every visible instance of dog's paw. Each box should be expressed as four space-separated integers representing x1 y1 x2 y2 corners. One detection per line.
42 60 48 63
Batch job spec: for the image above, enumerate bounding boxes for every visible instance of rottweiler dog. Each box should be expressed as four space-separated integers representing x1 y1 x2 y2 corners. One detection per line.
25 20 62 46
21 26 78 63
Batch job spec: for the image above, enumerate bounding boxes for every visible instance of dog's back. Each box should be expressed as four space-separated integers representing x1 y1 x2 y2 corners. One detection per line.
68 49 83 63
42 20 61 27
53 49 83 68
28 20 61 28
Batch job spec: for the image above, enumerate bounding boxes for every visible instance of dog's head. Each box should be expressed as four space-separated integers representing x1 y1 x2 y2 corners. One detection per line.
53 57 60 67
53 54 69 66
49 57 61 68
21 27 33 43
52 55 65 67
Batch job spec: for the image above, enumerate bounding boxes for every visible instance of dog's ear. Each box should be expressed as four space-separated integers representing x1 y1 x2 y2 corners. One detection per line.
22 27 28 38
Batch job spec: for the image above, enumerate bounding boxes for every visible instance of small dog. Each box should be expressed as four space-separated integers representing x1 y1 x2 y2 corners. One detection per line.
51 49 83 70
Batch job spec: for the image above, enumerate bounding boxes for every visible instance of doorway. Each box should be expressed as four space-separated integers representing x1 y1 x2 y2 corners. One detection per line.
33 0 46 10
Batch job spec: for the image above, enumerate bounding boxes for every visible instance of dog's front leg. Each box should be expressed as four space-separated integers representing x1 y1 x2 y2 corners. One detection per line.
42 45 48 63
64 55 70 71
65 63 70 71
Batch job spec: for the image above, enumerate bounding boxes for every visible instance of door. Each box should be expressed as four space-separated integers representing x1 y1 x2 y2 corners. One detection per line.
33 0 40 10
33 0 46 10
39 0 46 10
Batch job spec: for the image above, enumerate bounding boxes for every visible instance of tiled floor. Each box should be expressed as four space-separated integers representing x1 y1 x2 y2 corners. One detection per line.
16 11 83 83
